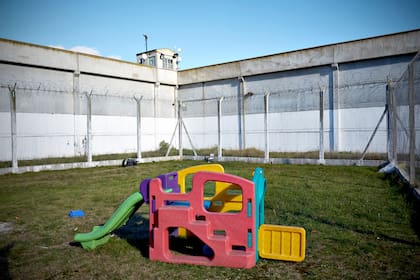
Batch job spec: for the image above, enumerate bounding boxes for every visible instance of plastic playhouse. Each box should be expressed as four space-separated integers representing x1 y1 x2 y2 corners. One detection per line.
73 164 306 268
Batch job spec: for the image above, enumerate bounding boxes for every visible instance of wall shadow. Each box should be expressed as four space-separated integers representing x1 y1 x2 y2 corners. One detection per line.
384 172 420 240
0 242 14 280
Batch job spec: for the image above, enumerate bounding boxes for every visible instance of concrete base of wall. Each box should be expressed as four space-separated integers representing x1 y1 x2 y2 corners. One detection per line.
0 154 384 175
0 156 181 175
183 155 385 167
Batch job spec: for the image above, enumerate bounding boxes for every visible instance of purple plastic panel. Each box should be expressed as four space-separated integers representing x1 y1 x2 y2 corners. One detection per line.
139 178 152 203
139 172 180 204
157 171 180 193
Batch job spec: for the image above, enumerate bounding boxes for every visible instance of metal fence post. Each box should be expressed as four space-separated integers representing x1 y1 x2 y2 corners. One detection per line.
264 92 270 163
408 64 415 185
135 96 143 159
86 91 92 163
217 97 224 161
319 89 325 164
8 83 18 170
331 63 341 151
73 70 80 158
386 80 395 162
239 76 246 150
390 80 398 163
178 101 183 158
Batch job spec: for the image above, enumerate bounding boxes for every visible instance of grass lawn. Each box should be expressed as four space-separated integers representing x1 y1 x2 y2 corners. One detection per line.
0 160 419 279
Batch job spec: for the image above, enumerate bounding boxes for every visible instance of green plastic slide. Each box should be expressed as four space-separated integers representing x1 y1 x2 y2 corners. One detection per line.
74 192 144 250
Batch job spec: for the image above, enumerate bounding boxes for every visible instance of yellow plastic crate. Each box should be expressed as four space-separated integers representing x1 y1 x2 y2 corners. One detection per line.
258 224 306 262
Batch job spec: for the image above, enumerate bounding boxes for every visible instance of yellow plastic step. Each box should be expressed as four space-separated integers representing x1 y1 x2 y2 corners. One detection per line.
258 224 306 262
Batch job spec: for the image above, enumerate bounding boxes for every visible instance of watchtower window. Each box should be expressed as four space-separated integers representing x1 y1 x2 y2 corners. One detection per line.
163 58 173 70
148 56 156 67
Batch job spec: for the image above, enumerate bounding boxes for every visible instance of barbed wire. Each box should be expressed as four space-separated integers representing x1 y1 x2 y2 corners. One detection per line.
180 80 387 104
0 81 155 102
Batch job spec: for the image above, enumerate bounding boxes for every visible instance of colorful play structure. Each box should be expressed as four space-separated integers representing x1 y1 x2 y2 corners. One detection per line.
73 164 306 268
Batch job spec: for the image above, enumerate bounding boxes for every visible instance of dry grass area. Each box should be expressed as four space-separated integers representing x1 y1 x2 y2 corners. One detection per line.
0 160 419 279
0 146 388 169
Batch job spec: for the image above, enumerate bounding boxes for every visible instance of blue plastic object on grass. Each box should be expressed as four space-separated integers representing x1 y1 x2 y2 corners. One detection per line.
68 209 85 217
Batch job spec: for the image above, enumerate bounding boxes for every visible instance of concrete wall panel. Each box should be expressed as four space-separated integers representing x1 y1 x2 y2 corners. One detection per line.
1 31 419 163
0 39 77 70
267 111 320 152
92 135 137 155
155 118 178 149
0 38 177 85
155 85 176 118
18 135 75 159
182 116 218 149
0 87 10 112
220 115 241 150
90 116 177 154
0 112 11 160
0 63 74 92
79 74 154 98
178 30 420 85
339 107 387 153
16 113 77 159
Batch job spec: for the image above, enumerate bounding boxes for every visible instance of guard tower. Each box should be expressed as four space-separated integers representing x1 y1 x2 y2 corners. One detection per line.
136 48 181 70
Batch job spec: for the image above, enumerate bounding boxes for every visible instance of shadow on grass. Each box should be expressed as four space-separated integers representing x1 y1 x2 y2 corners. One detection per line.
401 184 420 240
113 213 150 258
0 242 14 280
291 209 420 246
382 171 420 240
114 213 209 259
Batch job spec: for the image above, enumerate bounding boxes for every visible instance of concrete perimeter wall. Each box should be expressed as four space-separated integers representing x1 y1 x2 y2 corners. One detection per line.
178 30 420 154
0 39 177 161
1 30 419 162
